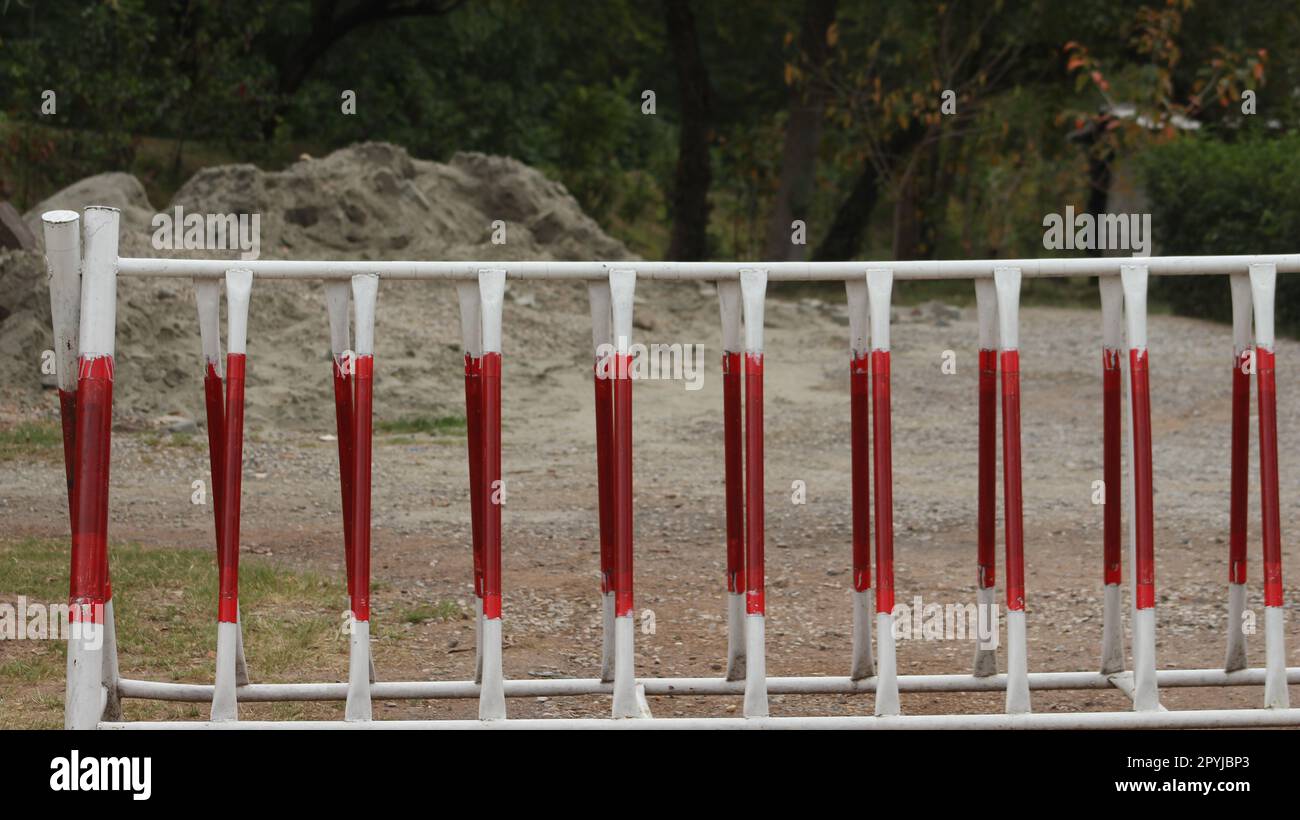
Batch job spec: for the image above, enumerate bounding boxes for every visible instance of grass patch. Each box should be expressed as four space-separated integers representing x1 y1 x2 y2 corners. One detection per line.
0 421 62 462
0 537 359 728
375 415 466 436
400 600 466 625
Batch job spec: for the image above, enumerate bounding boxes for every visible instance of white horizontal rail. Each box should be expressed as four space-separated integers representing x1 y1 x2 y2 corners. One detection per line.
102 707 1300 730
115 254 1300 281
115 666 1300 702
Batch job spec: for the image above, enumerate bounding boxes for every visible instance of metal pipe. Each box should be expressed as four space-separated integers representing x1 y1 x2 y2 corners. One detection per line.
345 274 379 722
115 254 1300 281
1249 263 1290 710
477 269 507 720
1099 277 1125 675
718 280 746 682
846 277 873 681
587 281 617 684
608 269 640 719
213 269 253 722
114 666 1300 703
868 269 898 717
994 267 1029 715
104 707 1300 731
64 206 120 731
740 269 768 718
1226 273 1252 673
1121 264 1160 712
973 278 998 679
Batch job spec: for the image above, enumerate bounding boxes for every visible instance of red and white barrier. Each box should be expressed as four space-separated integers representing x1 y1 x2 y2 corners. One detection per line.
59 206 121 730
717 279 747 682
867 268 899 717
49 219 1300 728
476 269 507 720
845 278 874 681
739 269 769 718
343 274 379 721
1225 273 1252 673
324 281 377 687
1098 276 1125 675
1120 264 1160 712
607 269 649 719
195 278 250 689
211 268 253 721
994 267 1030 714
587 280 617 683
1249 263 1290 710
973 278 999 678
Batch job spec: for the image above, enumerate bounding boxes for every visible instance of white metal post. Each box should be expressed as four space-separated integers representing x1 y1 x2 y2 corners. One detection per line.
477 268 508 720
740 269 768 718
973 278 999 679
211 268 253 722
1121 264 1159 712
587 280 617 683
868 268 899 717
63 206 120 730
344 273 379 722
994 267 1030 715
846 276 875 681
1249 263 1290 710
609 268 647 718
717 278 747 682
1226 273 1253 673
1098 276 1126 675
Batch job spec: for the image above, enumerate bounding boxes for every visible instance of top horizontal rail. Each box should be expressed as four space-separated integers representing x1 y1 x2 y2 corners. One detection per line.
114 254 1300 281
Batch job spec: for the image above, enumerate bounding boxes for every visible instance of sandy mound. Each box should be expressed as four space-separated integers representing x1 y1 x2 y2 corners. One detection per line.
1 143 640 430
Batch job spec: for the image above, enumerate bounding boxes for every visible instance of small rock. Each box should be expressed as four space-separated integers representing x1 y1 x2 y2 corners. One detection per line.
154 414 196 434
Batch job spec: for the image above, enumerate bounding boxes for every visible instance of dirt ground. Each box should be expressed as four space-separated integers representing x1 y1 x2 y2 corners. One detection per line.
3 289 1298 721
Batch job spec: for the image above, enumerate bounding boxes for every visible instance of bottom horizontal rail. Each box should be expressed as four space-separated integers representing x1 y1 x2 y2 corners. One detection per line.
100 707 1300 730
115 666 1300 703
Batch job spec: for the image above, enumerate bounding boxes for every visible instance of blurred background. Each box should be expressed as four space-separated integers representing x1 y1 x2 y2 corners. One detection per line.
2 0 1298 326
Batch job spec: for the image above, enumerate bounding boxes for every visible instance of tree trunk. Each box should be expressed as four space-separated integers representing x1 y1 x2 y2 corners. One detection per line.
813 159 881 262
663 0 714 261
813 125 924 261
763 0 837 261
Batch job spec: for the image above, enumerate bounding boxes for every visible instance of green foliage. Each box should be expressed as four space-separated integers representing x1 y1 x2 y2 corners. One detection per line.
1140 134 1300 334
2 0 1300 268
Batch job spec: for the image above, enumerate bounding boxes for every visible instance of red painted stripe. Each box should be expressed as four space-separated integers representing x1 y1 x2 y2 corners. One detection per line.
977 348 997 590
1102 348 1122 586
613 353 634 617
593 357 616 595
58 388 76 530
1000 350 1025 612
481 352 503 620
1129 349 1155 611
1229 351 1250 585
464 354 485 600
218 354 246 624
723 351 745 594
69 355 113 621
331 358 356 599
850 352 871 592
1256 348 1284 608
350 354 375 622
203 364 227 580
99 371 112 604
744 353 765 615
871 350 894 614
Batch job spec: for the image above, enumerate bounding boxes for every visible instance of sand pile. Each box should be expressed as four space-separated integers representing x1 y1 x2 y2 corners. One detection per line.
0 143 643 430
